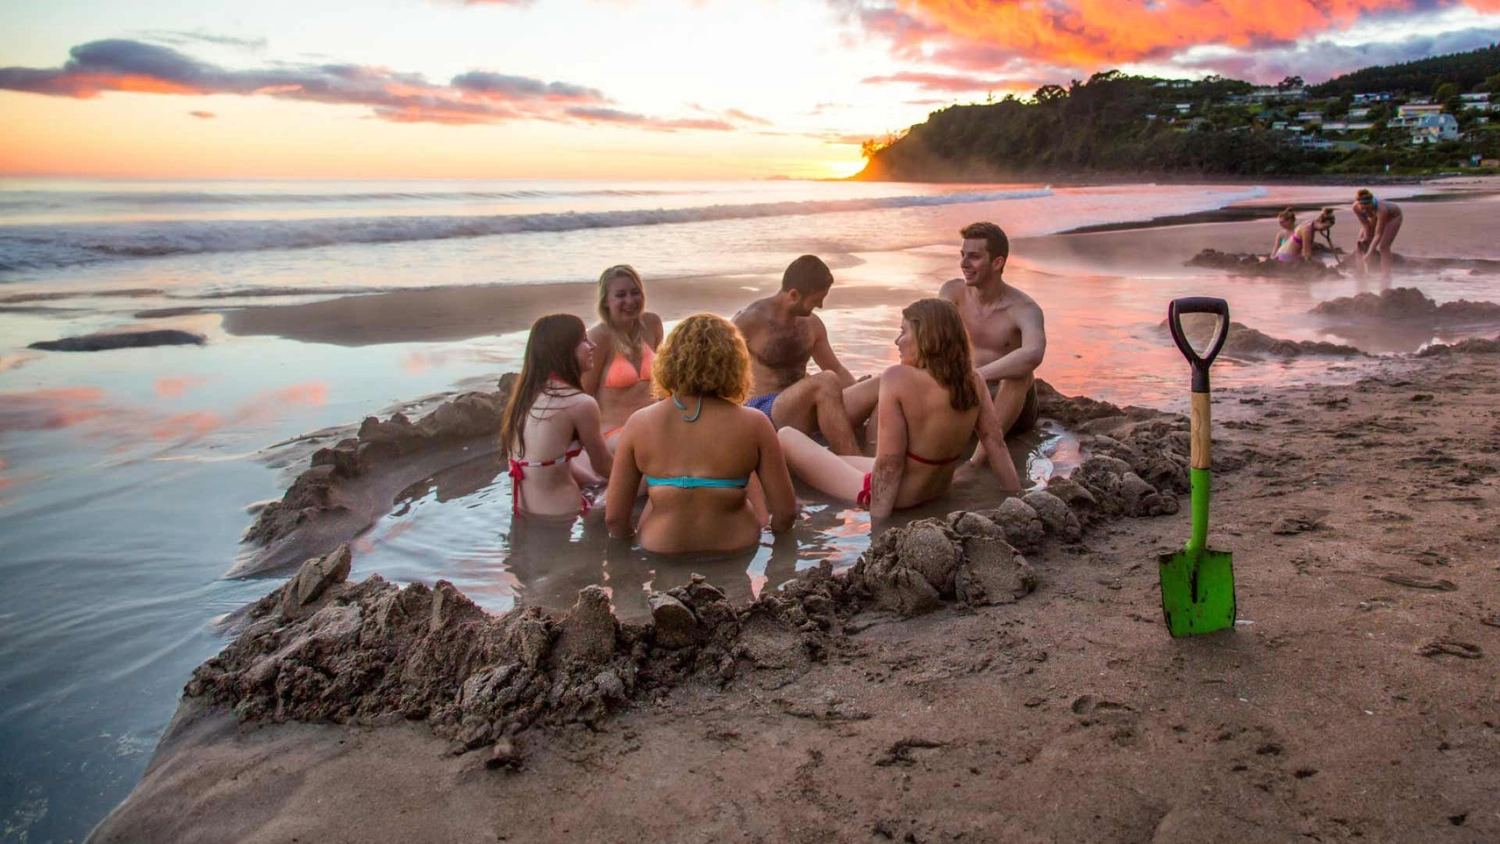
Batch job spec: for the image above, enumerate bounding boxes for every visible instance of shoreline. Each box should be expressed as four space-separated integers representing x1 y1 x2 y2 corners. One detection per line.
89 345 1500 842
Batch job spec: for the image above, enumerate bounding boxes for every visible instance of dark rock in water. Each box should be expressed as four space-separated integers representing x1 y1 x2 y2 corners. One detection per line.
29 329 206 352
1311 287 1500 324
1418 336 1500 357
1186 248 1341 279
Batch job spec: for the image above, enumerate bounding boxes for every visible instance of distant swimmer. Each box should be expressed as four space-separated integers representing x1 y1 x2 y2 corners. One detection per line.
732 255 862 455
1274 207 1336 263
1352 189 1403 279
940 222 1045 438
581 264 664 446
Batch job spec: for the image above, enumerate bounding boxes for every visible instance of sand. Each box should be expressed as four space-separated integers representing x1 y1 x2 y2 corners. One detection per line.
90 348 1500 843
88 187 1500 841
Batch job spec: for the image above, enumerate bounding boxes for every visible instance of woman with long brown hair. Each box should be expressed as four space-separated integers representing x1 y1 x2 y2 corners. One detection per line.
500 314 613 518
605 313 797 554
581 264 665 444
779 298 1020 518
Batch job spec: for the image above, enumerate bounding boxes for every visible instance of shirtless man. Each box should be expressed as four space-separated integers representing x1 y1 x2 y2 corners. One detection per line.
943 222 1045 435
842 222 1044 444
732 255 862 455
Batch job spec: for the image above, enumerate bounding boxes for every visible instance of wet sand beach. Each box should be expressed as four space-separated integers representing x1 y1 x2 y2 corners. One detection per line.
90 346 1500 843
7 180 1500 840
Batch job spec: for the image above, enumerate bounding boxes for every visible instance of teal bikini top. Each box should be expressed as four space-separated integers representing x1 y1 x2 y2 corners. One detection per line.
644 394 750 488
644 475 750 489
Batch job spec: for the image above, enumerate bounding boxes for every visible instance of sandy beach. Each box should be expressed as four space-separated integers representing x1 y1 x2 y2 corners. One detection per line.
76 186 1500 842
89 347 1500 843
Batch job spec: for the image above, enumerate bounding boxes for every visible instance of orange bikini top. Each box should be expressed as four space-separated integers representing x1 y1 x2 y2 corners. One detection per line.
602 341 654 389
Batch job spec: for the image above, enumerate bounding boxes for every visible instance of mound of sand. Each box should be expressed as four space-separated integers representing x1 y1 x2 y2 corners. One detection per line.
1153 319 1363 360
1310 287 1500 324
1186 249 1341 279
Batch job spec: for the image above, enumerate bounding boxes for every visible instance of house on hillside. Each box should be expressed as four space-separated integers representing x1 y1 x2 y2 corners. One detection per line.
1349 107 1372 119
1409 114 1460 144
1174 103 1191 115
1320 121 1375 133
1296 111 1323 124
1352 92 1392 103
1250 86 1307 102
1458 93 1496 112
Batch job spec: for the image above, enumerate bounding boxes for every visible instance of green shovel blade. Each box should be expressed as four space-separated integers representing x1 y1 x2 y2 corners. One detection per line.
1158 546 1236 637
1158 467 1235 636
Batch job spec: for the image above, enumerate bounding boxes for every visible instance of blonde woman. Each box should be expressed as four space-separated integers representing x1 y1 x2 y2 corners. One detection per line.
581 264 665 445
779 298 1020 519
606 314 797 554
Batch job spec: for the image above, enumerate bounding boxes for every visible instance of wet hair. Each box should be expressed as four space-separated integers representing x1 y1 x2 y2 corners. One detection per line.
652 314 752 404
500 314 587 460
780 255 834 295
1356 188 1375 204
1277 208 1297 227
595 264 647 354
902 298 979 413
960 222 1010 262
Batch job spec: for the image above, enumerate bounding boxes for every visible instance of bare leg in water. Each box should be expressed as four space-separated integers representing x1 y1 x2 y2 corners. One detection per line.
770 370 861 455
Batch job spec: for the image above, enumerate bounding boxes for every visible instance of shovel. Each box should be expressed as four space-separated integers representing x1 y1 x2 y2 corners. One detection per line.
1159 296 1236 637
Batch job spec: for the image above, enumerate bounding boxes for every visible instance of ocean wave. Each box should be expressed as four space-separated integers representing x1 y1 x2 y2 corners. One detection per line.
0 188 1052 274
0 186 690 213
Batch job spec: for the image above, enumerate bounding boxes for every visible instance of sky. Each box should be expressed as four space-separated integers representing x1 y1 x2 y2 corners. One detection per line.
1 0 1498 180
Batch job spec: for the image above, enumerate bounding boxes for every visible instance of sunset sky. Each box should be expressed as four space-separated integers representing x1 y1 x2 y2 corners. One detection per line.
2 0 1498 180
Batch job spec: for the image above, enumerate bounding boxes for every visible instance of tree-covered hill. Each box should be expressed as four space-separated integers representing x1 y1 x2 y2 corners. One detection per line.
1310 43 1500 98
855 47 1500 181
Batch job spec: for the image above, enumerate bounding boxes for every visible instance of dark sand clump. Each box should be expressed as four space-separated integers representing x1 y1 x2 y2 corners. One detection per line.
1155 318 1364 360
1186 248 1342 279
29 329 206 352
1311 287 1500 324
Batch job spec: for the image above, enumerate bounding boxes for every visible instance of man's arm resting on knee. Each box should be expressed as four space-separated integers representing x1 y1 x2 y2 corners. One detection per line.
810 315 855 387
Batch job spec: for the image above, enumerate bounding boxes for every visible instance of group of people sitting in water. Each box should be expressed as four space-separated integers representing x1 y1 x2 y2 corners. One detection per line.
1272 189 1404 278
498 222 1046 555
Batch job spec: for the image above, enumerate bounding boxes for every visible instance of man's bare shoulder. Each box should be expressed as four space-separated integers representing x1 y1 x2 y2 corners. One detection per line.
938 278 966 302
733 297 775 326
1004 284 1042 313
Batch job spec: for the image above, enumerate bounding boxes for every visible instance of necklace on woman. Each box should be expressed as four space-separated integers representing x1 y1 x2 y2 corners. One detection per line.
671 395 704 422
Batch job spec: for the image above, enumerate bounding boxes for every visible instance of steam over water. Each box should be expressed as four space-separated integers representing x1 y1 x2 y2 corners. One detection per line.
0 177 1485 841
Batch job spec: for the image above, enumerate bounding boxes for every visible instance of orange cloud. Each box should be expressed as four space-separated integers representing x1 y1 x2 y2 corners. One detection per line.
872 0 1499 69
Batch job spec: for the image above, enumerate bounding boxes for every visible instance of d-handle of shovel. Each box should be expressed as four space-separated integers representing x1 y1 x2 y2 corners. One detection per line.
1168 297 1229 555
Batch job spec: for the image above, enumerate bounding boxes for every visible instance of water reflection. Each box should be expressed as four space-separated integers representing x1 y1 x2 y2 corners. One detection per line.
353 421 1081 622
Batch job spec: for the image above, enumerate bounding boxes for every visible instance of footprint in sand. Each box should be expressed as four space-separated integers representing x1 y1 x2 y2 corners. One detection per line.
1380 573 1458 591
1416 639 1483 660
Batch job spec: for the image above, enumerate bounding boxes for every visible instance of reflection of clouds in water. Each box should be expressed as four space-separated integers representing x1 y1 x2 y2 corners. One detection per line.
400 340 524 377
0 352 42 373
153 375 210 399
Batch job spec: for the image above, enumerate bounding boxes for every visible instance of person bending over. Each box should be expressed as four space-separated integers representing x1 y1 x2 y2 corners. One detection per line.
778 299 1021 520
500 314 613 519
581 264 665 446
1352 189 1403 280
606 314 797 553
732 255 861 455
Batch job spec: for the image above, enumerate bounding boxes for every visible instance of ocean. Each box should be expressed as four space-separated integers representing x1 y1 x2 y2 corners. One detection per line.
0 176 1480 841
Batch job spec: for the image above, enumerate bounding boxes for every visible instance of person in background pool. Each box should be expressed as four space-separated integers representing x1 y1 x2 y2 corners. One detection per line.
606 313 798 553
1272 208 1298 257
1274 207 1337 263
500 314 613 519
778 298 1020 519
1352 189 1403 280
581 264 665 447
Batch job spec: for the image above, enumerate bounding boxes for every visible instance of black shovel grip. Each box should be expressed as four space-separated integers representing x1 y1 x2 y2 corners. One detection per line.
1168 297 1230 393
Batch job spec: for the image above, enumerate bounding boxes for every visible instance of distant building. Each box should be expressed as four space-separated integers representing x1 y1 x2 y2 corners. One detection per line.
1483 158 1500 168
1271 121 1288 130
1250 86 1306 102
1348 107 1372 119
1352 92 1392 103
1174 103 1192 113
1397 103 1443 118
1296 111 1323 124
1320 121 1374 133
1409 114 1459 144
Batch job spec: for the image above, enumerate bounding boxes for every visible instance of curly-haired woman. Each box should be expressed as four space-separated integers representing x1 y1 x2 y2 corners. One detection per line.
605 313 797 553
779 298 1020 519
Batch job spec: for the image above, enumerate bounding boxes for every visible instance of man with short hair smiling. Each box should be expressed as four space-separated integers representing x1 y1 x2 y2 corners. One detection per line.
941 221 1045 437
